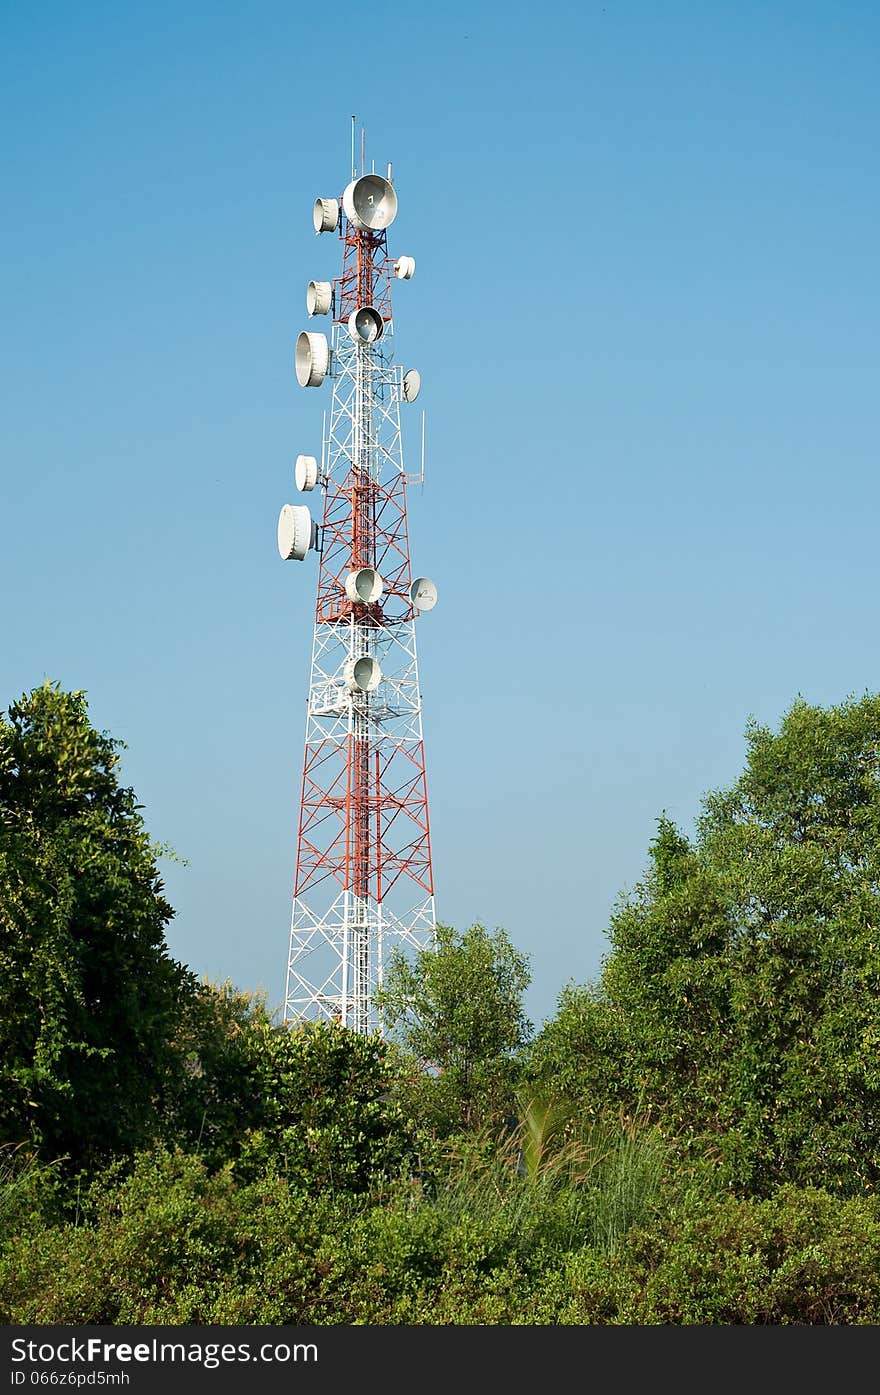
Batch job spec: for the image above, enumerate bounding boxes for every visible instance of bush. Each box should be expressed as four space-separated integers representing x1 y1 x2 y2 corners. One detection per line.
557 1185 880 1323
0 1150 347 1324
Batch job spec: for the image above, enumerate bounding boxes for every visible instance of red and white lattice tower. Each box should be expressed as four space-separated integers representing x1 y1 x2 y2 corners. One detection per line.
276 150 437 1033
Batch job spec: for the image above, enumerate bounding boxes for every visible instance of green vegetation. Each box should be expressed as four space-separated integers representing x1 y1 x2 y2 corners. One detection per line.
377 922 531 1135
4 682 880 1322
0 682 192 1170
528 696 880 1195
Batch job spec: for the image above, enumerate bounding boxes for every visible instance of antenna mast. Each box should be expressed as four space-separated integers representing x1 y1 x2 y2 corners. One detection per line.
276 155 436 1033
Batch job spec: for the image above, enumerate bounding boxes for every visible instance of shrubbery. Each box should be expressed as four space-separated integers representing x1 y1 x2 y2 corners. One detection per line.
6 684 880 1323
7 1150 880 1324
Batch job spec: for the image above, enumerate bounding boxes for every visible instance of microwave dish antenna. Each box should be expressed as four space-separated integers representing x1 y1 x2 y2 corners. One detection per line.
343 174 398 231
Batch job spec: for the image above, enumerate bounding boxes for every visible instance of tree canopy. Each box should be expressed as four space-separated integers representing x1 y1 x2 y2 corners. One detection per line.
530 694 880 1193
377 922 531 1135
0 682 194 1169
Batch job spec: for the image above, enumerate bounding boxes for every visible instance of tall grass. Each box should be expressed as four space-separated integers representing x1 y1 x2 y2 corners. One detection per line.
586 1118 668 1254
427 1093 668 1256
0 1146 56 1244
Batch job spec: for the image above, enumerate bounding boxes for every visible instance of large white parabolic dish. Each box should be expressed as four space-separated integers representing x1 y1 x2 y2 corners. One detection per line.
347 306 384 345
278 504 313 561
344 567 383 604
343 655 382 693
295 331 329 387
402 369 421 403
342 174 398 232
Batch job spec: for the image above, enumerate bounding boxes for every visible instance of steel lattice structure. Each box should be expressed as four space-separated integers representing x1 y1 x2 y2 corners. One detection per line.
277 155 436 1034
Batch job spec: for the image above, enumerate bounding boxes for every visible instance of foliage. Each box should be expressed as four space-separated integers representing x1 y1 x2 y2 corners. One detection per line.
231 1017 426 1191
161 980 270 1165
429 1099 668 1260
0 1114 664 1324
7 1146 880 1325
10 679 880 1323
0 683 195 1170
377 923 531 1135
163 982 426 1189
531 695 880 1194
0 1148 61 1249
557 1186 880 1324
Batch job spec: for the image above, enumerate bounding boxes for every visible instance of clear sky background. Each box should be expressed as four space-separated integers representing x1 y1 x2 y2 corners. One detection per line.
3 1 878 1029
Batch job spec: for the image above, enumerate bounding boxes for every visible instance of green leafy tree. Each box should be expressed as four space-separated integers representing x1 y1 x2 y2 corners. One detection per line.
161 980 269 1166
161 980 423 1187
531 696 880 1194
232 1017 422 1190
0 683 194 1169
377 923 531 1135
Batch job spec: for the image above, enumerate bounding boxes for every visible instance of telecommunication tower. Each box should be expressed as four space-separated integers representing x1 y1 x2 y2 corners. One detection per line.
276 137 437 1034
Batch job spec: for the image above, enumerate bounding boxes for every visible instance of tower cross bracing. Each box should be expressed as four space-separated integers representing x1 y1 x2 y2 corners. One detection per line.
277 157 436 1034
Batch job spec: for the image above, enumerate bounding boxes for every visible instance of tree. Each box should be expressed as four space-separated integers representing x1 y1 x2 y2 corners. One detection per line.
0 682 194 1169
531 695 880 1194
376 923 531 1135
160 979 270 1166
528 815 732 1136
161 979 425 1185
232 1018 423 1190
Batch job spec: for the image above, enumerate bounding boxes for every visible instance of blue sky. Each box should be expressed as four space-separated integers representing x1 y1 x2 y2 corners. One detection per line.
3 1 879 1028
